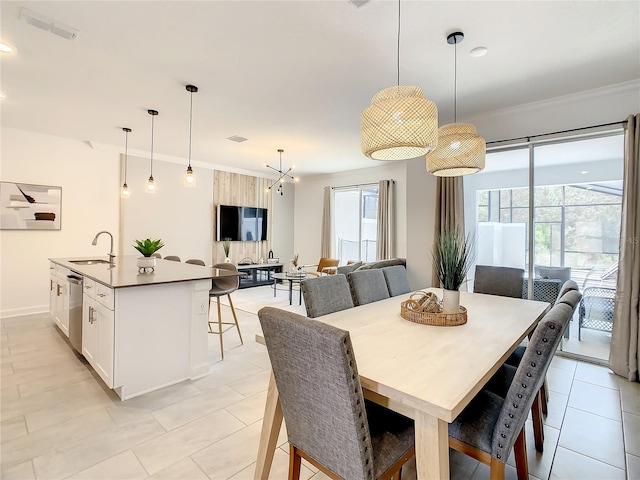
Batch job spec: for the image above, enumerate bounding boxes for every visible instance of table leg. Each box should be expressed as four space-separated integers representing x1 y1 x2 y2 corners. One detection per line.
299 281 302 305
273 277 277 298
254 371 283 480
415 411 449 480
288 280 293 305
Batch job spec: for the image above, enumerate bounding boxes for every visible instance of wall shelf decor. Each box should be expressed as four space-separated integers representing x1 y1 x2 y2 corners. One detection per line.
0 181 62 230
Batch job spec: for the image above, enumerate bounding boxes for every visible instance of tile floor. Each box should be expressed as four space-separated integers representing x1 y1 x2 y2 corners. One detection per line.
1 285 638 480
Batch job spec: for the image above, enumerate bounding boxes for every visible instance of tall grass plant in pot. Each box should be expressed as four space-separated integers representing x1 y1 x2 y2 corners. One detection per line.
432 227 475 313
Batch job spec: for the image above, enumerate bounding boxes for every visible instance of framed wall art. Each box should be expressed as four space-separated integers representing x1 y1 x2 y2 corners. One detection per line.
0 182 62 230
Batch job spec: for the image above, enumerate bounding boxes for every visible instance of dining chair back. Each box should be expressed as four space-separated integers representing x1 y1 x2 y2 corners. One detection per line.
347 269 390 306
209 262 243 359
164 255 181 262
473 265 524 298
449 302 572 480
556 280 580 302
151 253 162 259
381 265 411 297
185 259 206 266
258 307 415 480
301 274 354 318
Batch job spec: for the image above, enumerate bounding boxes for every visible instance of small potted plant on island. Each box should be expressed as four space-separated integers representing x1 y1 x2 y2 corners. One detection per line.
134 238 165 273
222 238 232 263
432 226 475 313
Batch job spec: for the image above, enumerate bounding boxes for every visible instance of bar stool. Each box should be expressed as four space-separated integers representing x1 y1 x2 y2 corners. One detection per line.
165 255 181 262
209 262 243 358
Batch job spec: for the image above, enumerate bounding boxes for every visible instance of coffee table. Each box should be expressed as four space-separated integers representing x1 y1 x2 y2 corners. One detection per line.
272 272 305 305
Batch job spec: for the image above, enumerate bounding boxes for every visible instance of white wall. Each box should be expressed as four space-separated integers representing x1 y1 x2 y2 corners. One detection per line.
0 128 120 317
269 182 295 265
293 162 408 267
119 154 214 263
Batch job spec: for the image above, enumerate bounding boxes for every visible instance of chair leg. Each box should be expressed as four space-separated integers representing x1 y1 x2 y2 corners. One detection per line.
288 445 302 480
541 380 549 416
217 297 224 359
489 457 506 480
227 294 243 345
513 428 529 480
532 391 545 452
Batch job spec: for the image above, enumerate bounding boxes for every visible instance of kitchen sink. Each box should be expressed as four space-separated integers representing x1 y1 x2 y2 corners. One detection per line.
69 259 112 265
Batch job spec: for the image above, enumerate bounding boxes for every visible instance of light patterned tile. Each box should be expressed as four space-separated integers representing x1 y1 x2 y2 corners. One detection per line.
550 355 578 372
618 377 640 416
507 420 559 480
227 369 270 397
152 385 244 431
623 412 640 457
228 447 314 480
0 460 35 480
106 404 155 426
133 409 245 475
147 458 209 480
627 454 640 480
568 380 622 421
1 361 14 376
558 407 625 469
225 390 268 425
1 385 20 402
66 450 147 480
550 446 625 480
574 362 620 390
32 416 164 480
119 382 202 412
193 358 264 391
192 420 262 479
17 365 95 398
470 460 537 480
546 366 574 396
1 415 28 443
544 390 569 429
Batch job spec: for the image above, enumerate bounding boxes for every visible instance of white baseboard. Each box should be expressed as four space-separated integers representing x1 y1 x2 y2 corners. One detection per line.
0 305 49 320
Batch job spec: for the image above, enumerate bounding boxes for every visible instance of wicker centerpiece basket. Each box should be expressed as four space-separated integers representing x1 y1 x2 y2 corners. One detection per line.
400 291 467 327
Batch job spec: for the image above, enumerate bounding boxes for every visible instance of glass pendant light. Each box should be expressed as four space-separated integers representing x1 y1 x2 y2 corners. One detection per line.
361 0 438 161
184 84 198 187
145 109 158 194
120 127 132 199
426 32 485 176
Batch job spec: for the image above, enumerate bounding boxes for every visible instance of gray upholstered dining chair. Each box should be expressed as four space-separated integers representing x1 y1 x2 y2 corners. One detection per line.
347 269 390 306
209 262 242 359
381 265 412 297
556 279 580 302
473 265 524 298
151 253 162 259
258 307 415 480
185 258 206 266
449 302 572 480
301 274 354 318
164 255 181 262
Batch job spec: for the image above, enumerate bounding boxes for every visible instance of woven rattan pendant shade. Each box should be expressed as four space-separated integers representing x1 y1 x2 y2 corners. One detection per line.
427 123 486 176
361 85 438 161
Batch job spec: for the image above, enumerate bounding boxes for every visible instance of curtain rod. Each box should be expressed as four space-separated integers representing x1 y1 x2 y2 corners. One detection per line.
331 180 391 190
486 119 627 146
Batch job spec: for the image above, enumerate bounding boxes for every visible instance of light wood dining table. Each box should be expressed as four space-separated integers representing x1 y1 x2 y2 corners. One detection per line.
253 288 550 480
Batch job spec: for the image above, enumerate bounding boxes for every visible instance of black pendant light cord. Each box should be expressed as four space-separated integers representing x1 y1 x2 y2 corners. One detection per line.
397 0 401 86
454 38 457 123
188 90 193 168
150 114 155 177
123 128 130 184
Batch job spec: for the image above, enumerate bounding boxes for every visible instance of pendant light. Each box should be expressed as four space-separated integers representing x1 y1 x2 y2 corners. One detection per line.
266 149 296 196
184 84 198 187
361 0 438 161
120 127 132 199
426 32 485 176
145 109 158 194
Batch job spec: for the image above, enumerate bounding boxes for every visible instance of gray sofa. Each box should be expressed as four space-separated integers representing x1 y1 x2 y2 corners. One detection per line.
336 258 406 275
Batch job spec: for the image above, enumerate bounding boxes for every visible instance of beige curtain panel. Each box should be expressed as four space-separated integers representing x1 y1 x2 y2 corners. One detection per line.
320 186 332 258
609 113 640 382
432 177 465 287
376 180 395 260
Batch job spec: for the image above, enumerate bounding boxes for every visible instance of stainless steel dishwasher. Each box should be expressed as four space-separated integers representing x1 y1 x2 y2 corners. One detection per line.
67 273 83 353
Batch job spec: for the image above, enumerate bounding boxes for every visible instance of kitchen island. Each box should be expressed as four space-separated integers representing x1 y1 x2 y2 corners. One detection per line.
49 256 237 400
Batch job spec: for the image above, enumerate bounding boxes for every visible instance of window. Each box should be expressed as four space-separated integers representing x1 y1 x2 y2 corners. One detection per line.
334 185 378 264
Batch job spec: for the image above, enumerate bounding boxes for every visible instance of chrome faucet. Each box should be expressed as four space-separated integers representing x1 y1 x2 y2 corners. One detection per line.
92 231 115 264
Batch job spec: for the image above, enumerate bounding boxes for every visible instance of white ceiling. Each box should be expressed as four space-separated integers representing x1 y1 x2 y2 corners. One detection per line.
1 1 639 178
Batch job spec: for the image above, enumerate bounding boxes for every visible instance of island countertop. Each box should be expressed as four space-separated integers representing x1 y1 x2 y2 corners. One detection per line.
49 255 239 288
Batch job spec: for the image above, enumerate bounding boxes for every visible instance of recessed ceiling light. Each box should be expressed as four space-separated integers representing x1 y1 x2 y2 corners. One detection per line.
469 47 488 57
0 43 13 53
581 170 589 174
227 135 248 143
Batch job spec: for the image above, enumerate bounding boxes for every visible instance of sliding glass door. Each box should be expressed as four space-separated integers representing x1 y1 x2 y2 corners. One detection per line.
464 131 624 362
333 185 378 264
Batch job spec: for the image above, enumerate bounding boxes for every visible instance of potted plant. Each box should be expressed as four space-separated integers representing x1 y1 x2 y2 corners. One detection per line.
432 226 475 313
133 238 164 272
222 238 232 263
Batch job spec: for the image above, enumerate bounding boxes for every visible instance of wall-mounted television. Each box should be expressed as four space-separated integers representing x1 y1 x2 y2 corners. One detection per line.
216 205 268 242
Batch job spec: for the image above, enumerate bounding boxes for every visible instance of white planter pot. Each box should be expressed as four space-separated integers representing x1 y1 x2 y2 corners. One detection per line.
137 256 156 273
224 257 232 263
442 289 460 314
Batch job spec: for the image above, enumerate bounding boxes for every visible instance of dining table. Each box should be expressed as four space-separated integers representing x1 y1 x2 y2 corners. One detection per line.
253 287 550 480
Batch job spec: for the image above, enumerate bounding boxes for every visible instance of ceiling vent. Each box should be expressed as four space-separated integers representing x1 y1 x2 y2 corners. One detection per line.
21 8 79 40
227 135 248 143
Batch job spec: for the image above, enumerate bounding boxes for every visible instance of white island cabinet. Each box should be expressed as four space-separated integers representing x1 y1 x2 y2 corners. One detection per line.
49 263 71 337
49 256 234 400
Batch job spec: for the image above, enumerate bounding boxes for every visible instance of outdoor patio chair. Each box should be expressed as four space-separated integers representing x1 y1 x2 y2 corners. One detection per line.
578 287 616 340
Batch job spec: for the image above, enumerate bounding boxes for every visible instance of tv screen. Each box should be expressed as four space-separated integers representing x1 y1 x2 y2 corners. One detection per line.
216 205 268 242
